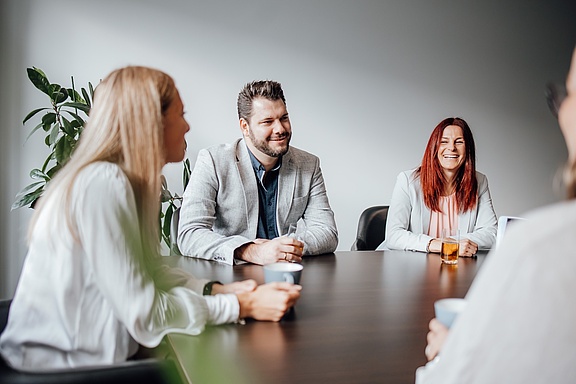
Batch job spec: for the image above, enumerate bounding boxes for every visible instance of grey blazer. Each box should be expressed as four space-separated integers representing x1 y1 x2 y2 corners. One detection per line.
177 139 338 264
381 169 497 252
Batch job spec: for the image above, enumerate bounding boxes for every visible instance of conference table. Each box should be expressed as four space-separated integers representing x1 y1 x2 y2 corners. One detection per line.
163 250 488 384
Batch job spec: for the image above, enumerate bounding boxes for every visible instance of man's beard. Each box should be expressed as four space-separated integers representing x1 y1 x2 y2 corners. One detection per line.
249 130 291 157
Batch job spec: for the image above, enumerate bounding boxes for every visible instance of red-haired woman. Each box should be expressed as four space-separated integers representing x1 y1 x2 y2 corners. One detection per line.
382 117 497 256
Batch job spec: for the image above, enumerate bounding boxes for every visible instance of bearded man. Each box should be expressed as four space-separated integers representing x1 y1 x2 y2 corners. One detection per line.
178 80 338 265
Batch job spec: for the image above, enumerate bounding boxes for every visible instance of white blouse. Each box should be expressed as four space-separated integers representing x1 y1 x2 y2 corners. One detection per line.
416 200 576 383
0 162 239 371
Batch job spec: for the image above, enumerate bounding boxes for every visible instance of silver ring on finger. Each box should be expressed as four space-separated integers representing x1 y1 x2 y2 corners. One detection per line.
284 252 289 261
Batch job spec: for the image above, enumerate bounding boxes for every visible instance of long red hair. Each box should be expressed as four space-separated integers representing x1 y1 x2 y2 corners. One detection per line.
415 117 477 213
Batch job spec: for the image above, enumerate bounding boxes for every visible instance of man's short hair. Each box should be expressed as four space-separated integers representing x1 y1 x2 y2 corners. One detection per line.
237 80 286 121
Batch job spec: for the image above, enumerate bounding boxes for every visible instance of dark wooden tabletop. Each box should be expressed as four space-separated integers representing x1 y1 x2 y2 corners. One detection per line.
163 250 487 384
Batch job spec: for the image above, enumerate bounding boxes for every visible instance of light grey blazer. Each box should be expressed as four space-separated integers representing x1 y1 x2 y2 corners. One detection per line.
381 169 497 252
177 139 338 264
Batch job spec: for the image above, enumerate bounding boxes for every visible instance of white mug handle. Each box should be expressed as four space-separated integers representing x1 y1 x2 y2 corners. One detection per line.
283 273 294 284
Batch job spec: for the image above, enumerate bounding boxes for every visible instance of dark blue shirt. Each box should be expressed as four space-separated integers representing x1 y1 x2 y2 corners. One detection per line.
247 148 282 240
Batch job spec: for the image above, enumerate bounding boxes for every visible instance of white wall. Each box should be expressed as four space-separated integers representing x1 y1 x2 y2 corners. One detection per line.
1 0 575 298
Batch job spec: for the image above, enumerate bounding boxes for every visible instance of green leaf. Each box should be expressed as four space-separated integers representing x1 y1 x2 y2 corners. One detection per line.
68 122 81 141
61 117 75 137
64 139 73 160
67 88 85 104
55 136 72 164
42 112 56 134
11 184 45 210
25 122 44 141
32 67 47 78
16 180 44 194
70 119 81 129
49 83 60 93
161 190 173 202
42 122 52 132
63 110 85 129
41 112 56 126
30 168 49 181
46 164 62 179
61 102 90 114
49 83 67 104
161 233 170 248
70 76 76 98
56 88 68 103
27 67 52 96
42 112 56 124
41 153 53 173
23 107 49 124
45 163 61 178
81 87 91 108
162 204 174 239
183 158 191 189
48 123 60 146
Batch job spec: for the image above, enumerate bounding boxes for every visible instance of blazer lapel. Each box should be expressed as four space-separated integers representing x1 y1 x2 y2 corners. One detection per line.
277 148 296 233
421 201 431 235
458 206 475 235
414 176 431 235
235 140 259 235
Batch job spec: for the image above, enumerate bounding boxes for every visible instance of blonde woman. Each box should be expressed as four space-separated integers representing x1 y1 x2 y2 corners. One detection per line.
0 67 301 371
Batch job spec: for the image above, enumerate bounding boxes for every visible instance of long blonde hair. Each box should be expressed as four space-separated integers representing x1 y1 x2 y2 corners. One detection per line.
29 66 175 257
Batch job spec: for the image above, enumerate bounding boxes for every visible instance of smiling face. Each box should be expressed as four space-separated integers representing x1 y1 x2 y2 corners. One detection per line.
437 125 466 178
162 91 190 164
240 97 291 166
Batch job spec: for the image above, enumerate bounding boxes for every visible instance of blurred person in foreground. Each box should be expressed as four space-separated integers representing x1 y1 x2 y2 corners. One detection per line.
416 47 576 383
381 117 497 256
177 80 338 265
0 67 301 371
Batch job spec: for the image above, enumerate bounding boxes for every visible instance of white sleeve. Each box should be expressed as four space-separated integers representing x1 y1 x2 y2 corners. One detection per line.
384 171 432 252
415 357 441 384
177 149 249 265
75 165 239 348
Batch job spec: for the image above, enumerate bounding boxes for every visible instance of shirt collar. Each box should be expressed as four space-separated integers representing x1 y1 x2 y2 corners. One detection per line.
246 145 283 177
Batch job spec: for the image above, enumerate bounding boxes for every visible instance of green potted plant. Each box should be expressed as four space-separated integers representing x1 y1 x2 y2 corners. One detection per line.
12 67 189 249
12 67 92 210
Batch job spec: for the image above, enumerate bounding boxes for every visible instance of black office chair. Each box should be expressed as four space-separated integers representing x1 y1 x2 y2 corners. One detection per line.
0 299 182 384
351 205 389 251
0 300 10 337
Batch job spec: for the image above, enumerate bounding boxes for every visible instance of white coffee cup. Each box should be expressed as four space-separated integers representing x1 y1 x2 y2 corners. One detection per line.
264 262 303 284
434 298 467 328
